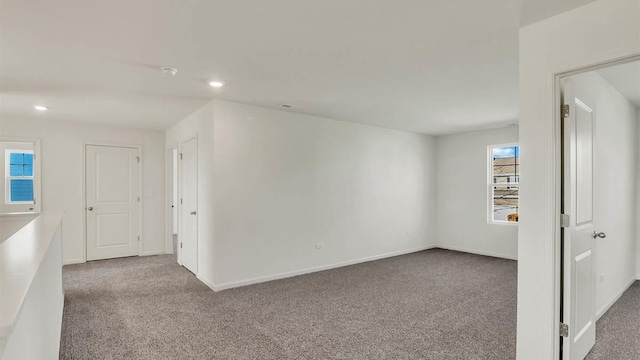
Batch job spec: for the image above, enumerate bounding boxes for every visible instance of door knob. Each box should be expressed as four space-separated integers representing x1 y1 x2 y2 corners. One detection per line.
190 211 196 215
593 231 606 239
87 207 94 211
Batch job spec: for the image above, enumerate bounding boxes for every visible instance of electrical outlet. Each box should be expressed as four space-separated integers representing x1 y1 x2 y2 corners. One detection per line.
316 242 324 250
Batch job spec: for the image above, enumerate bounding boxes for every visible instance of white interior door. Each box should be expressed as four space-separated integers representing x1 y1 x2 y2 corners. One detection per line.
180 138 197 274
562 81 597 360
86 145 140 261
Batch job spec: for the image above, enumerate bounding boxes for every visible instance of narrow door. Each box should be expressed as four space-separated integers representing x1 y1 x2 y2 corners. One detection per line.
180 138 198 273
86 145 140 261
561 80 597 360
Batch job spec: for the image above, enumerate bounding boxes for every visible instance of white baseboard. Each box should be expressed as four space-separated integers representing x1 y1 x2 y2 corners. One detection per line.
209 244 437 292
433 244 518 261
197 273 216 291
63 258 85 265
64 252 166 265
596 277 637 320
141 251 166 256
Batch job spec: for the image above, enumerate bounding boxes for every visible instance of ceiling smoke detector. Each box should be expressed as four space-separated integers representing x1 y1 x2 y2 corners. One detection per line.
279 104 301 109
161 67 178 76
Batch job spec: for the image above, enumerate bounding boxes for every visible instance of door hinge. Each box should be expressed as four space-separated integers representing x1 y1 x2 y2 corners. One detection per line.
180 242 183 249
562 104 570 118
180 198 183 204
138 236 140 242
138 196 141 202
179 153 183 160
560 323 569 338
33 198 37 205
136 156 140 163
560 213 570 228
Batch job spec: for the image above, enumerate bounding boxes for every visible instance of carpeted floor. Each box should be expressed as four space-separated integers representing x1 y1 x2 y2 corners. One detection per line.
59 249 517 360
585 281 640 360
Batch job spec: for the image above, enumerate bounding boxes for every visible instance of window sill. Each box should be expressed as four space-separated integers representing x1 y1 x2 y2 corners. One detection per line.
488 220 519 227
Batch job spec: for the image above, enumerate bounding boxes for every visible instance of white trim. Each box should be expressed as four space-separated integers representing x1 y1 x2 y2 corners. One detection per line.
62 258 85 265
551 52 640 359
176 134 198 268
209 245 437 292
489 220 519 227
0 137 42 214
63 251 166 266
434 244 518 261
196 273 216 291
164 145 177 255
82 142 144 262
141 251 166 257
596 278 637 320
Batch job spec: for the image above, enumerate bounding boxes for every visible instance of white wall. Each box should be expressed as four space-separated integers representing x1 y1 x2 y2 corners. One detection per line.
638 109 640 281
166 99 437 289
568 71 638 317
436 127 519 259
165 102 216 286
518 0 639 358
1 220 63 360
0 117 166 264
213 100 437 287
0 215 36 243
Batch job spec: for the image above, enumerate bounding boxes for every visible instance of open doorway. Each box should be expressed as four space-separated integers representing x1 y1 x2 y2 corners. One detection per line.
559 59 639 360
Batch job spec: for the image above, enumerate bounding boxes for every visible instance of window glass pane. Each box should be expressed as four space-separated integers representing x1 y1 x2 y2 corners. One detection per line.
23 153 33 165
10 179 34 202
493 185 519 222
9 164 24 176
9 153 24 165
23 165 33 176
492 146 520 184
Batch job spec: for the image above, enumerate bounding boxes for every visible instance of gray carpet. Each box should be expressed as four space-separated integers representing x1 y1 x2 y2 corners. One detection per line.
59 249 517 360
585 281 640 360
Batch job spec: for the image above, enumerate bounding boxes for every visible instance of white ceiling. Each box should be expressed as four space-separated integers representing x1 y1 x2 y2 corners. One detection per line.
0 0 595 134
598 61 640 107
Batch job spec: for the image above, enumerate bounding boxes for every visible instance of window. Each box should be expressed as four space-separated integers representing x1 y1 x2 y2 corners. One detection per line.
1 139 40 214
489 144 519 224
7 151 35 202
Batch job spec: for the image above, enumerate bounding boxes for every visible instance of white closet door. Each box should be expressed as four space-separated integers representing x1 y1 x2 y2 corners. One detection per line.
86 145 140 261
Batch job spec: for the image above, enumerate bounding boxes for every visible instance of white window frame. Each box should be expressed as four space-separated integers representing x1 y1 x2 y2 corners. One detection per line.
487 142 519 226
0 137 41 214
5 148 35 204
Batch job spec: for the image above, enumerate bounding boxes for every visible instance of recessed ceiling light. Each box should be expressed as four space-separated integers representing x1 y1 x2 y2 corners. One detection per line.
161 67 178 76
209 81 224 88
280 103 301 109
34 105 48 111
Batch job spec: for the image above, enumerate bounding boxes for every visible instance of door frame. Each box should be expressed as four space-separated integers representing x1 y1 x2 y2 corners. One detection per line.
164 144 178 255
176 135 198 267
82 142 144 262
552 54 640 358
